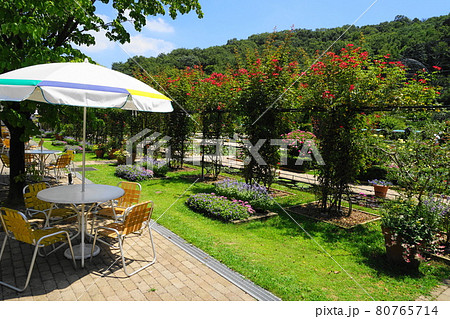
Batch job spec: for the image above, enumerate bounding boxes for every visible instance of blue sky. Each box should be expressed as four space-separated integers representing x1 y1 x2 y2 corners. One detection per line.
76 0 450 68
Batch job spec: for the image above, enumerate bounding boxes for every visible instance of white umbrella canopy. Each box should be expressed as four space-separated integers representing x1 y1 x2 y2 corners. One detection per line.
0 61 173 190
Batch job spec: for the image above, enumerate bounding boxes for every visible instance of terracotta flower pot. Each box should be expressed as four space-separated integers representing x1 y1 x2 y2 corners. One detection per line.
381 226 420 271
374 184 389 198
94 149 104 158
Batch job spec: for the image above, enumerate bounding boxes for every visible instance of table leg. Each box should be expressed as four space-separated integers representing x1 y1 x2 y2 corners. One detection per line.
63 202 100 266
40 154 45 177
81 203 85 267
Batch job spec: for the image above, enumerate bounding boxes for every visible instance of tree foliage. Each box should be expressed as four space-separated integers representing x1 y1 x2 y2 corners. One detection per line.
0 0 203 204
113 14 449 103
298 44 441 215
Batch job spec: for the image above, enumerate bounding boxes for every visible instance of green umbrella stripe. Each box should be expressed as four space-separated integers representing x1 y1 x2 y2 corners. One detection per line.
0 79 41 86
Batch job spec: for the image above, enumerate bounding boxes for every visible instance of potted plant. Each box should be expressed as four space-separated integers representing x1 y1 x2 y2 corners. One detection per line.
106 139 122 159
381 198 443 271
113 149 130 165
93 144 106 158
369 179 393 198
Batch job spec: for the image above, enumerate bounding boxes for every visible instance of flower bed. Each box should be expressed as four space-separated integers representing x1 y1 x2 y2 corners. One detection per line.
64 145 83 152
115 165 153 181
140 157 169 177
63 136 78 145
214 179 274 211
186 193 255 222
51 140 67 147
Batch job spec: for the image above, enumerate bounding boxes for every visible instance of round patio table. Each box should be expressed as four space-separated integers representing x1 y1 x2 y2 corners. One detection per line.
37 184 125 267
25 149 61 176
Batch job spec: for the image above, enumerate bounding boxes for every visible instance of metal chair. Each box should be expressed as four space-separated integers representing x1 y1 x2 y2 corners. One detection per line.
95 181 142 221
0 207 76 292
0 153 10 185
65 149 76 173
91 201 156 276
28 138 44 149
23 182 78 226
1 126 9 138
1 138 9 152
44 153 72 182
0 153 10 175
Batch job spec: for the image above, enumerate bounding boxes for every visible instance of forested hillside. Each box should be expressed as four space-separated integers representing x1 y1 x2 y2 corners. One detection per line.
113 14 450 103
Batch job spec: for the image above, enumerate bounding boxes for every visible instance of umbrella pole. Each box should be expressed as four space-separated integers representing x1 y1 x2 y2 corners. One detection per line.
82 107 86 192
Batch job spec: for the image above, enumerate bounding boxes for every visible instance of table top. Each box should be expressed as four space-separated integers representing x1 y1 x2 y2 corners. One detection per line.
37 184 125 204
25 149 62 155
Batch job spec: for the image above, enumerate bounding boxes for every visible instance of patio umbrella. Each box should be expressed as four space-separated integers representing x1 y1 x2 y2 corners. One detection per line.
0 61 173 191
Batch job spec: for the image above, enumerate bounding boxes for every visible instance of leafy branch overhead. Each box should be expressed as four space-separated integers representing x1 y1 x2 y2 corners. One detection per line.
0 0 203 204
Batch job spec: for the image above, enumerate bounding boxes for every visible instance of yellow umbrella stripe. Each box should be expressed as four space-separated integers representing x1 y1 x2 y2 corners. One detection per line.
127 89 172 101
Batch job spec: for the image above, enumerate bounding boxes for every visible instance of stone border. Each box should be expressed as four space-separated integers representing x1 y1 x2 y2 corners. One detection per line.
231 211 278 224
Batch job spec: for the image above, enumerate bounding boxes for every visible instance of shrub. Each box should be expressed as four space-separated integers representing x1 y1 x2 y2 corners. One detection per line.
63 136 78 145
214 178 274 211
64 145 83 152
84 142 93 152
42 130 54 138
186 193 255 222
51 140 67 147
382 198 444 262
140 157 169 177
115 165 153 182
357 165 389 182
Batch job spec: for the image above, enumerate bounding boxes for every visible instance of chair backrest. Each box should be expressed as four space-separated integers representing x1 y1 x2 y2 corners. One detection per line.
122 201 154 235
0 154 10 167
25 153 35 164
0 207 35 245
56 153 72 168
2 138 10 149
23 182 51 211
1 126 8 138
117 181 141 207
38 139 44 148
65 150 75 160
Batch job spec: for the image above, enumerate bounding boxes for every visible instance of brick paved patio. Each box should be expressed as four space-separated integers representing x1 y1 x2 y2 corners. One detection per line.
0 224 256 301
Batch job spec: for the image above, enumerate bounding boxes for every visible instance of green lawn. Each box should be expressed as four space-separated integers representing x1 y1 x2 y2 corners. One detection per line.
39 138 105 163
83 162 450 301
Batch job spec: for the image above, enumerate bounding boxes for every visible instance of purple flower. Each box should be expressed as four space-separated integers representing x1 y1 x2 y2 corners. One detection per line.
115 165 153 181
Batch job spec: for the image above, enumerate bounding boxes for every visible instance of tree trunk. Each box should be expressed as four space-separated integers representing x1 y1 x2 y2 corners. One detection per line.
4 123 26 206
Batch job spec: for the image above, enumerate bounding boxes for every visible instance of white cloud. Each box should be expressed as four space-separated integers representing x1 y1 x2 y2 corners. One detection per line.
96 13 111 24
121 34 175 56
145 18 175 33
74 29 115 53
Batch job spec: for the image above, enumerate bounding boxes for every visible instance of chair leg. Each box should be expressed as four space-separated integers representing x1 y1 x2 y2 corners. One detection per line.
65 232 77 269
0 165 8 185
0 242 40 292
121 226 157 277
0 234 8 262
90 229 99 263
